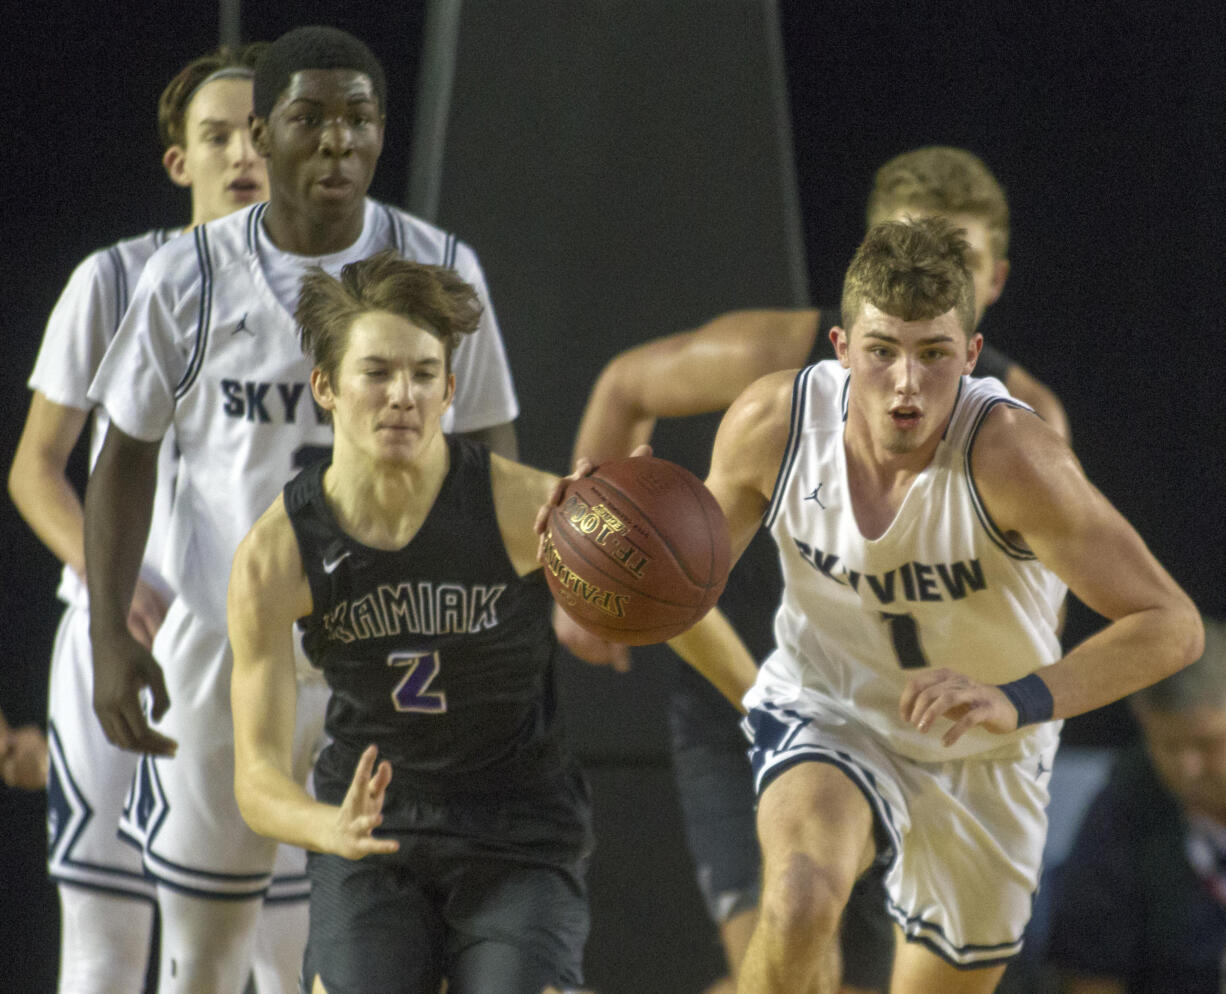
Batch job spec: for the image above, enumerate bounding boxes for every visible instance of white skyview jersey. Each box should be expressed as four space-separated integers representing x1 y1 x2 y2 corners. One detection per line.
29 228 180 610
90 200 518 625
749 360 1067 763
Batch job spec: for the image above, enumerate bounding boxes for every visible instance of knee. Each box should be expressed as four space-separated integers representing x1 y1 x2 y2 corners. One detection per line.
759 852 850 947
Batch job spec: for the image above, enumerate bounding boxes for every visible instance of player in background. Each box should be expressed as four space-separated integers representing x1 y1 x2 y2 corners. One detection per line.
83 26 521 994
0 706 48 789
703 215 1201 993
7 45 267 994
562 145 1070 994
228 252 756 993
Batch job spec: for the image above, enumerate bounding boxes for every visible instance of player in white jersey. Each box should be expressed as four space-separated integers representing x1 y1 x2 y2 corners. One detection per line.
83 26 519 994
7 46 267 994
701 216 1202 994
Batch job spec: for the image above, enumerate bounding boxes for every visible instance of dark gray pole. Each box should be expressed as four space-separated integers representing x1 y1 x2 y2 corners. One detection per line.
406 0 463 221
220 0 241 49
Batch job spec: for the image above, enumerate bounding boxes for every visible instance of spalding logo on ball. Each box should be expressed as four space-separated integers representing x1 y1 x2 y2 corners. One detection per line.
542 456 731 645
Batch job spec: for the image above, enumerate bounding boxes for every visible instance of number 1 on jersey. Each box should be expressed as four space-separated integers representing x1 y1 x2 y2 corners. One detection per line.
880 611 930 670
389 651 447 713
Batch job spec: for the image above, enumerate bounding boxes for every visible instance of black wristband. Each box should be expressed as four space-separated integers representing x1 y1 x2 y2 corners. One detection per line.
997 673 1054 726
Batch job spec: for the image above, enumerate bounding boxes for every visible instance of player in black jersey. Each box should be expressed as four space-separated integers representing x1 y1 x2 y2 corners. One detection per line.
227 251 757 994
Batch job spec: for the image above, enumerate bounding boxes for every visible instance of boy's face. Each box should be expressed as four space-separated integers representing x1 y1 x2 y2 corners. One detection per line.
164 77 267 226
253 69 384 223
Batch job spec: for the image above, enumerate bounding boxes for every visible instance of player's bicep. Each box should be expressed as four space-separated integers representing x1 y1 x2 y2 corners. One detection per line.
706 372 792 563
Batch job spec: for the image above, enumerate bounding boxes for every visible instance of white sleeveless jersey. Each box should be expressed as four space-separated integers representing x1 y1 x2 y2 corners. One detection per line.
28 229 180 610
748 360 1067 763
89 200 519 626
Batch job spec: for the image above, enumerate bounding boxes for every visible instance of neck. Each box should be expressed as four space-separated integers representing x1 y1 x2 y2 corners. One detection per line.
261 199 365 256
323 433 449 550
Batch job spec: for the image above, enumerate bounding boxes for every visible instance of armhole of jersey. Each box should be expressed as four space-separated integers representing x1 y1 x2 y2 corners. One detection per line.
385 204 406 255
964 396 1037 561
105 245 128 335
174 226 214 399
763 364 814 530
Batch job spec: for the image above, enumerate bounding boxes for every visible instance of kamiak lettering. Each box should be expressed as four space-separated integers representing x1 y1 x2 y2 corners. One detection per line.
792 539 986 604
322 581 506 643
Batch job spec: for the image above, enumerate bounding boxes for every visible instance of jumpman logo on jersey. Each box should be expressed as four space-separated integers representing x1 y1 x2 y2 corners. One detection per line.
804 482 826 508
231 313 254 336
323 548 351 574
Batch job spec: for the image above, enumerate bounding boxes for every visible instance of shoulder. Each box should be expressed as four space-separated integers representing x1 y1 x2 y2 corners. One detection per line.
231 497 306 609
377 201 469 267
968 401 1084 529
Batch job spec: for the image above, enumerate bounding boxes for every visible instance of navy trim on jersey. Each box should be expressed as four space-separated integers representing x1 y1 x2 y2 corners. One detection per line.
764 364 814 530
746 702 903 865
885 898 1025 968
839 372 850 422
964 397 1035 560
383 203 405 255
106 246 128 333
46 723 155 898
444 232 457 269
941 376 966 441
174 226 214 398
245 202 265 254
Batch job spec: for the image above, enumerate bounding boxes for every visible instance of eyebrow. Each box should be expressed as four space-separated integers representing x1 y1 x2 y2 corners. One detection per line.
358 355 442 365
862 331 956 346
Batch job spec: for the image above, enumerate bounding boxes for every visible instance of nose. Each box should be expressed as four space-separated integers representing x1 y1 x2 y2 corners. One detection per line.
231 128 258 167
318 116 354 157
388 372 414 408
894 354 919 397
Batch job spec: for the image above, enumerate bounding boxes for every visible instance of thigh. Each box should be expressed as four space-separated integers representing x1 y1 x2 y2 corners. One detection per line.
304 851 445 994
444 858 588 994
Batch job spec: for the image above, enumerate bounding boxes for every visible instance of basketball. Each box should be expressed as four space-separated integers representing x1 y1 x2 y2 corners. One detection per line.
542 456 731 645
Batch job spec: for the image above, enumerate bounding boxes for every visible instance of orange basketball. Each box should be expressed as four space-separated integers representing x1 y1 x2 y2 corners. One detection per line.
542 456 730 645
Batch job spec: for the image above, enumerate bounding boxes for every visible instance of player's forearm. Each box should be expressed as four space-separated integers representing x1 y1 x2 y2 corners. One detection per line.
8 449 87 578
84 430 159 639
666 608 758 712
572 362 656 464
1038 601 1203 721
235 757 340 853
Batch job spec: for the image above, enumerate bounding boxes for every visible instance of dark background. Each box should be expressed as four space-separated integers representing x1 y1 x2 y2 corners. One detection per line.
2 2 1222 990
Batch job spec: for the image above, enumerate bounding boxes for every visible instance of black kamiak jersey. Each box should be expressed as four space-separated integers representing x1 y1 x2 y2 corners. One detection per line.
286 437 572 807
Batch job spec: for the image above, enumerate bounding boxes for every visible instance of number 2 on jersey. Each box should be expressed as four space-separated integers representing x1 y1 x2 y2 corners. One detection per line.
880 611 930 669
389 651 447 713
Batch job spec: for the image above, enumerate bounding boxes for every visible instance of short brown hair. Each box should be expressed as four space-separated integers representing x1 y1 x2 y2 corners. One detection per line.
296 251 483 394
866 146 1010 261
841 216 976 337
157 43 267 151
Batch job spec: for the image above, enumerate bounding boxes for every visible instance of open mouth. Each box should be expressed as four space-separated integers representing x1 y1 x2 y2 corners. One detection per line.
890 407 921 428
229 178 262 198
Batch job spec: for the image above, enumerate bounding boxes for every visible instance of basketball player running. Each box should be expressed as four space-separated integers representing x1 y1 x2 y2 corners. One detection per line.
228 252 756 994
7 46 267 993
563 146 1066 993
83 27 518 994
700 215 1202 993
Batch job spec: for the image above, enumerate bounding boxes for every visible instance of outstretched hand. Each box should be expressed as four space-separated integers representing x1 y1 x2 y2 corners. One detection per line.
329 744 400 860
899 668 1019 747
92 633 176 756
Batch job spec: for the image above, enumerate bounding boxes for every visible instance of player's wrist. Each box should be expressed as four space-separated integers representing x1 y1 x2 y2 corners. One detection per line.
997 673 1054 726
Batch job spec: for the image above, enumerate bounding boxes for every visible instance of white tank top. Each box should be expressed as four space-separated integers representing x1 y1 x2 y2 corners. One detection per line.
747 361 1066 762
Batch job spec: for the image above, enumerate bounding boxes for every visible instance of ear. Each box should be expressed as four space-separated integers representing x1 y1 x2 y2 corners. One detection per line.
250 116 272 159
441 372 456 411
982 258 1010 310
310 367 336 412
831 326 851 369
163 145 191 188
963 332 984 375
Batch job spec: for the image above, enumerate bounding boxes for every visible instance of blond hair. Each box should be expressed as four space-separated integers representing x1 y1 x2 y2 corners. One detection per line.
866 146 1009 260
